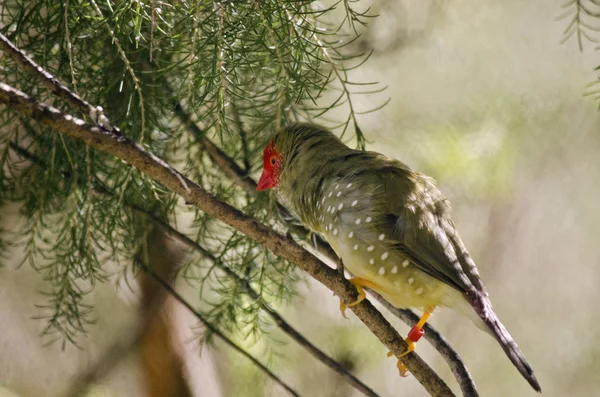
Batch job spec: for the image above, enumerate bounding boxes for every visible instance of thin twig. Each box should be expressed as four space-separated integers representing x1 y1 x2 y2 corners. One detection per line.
284 9 359 140
169 92 257 193
9 140 379 397
8 142 309 397
0 33 473 395
0 83 455 397
0 32 114 131
88 0 146 143
64 0 77 94
0 33 89 113
59 231 298 397
150 216 380 397
232 103 252 173
368 292 479 397
141 263 300 397
254 0 288 129
0 35 379 393
214 2 227 138
168 93 478 395
167 84 477 396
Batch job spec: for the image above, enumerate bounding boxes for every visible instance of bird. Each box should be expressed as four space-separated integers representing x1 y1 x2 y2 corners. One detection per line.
256 123 541 392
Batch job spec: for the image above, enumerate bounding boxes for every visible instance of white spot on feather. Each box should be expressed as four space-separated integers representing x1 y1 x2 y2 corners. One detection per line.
355 218 361 225
378 267 385 276
367 245 374 252
353 244 359 251
378 234 385 241
351 200 358 207
408 277 414 284
402 260 409 267
381 252 388 260
391 266 398 274
365 216 372 223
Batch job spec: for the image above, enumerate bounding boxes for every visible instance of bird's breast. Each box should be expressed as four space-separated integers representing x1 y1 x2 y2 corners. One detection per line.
314 180 455 310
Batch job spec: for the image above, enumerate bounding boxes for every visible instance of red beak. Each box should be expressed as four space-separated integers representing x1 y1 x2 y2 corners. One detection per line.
256 169 275 191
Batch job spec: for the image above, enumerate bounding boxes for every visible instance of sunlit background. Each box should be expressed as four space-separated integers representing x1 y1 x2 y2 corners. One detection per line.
1 1 599 397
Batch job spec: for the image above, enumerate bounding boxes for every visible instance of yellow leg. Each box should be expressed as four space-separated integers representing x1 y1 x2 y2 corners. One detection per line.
338 277 380 319
388 306 435 377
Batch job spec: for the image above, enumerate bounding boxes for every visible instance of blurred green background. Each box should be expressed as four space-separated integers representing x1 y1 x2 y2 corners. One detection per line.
1 1 599 396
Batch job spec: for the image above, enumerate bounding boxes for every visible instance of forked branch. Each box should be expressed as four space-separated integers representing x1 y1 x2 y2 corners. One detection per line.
0 82 455 397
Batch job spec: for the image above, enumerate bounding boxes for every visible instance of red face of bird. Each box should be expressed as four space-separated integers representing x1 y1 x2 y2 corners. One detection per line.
256 140 284 191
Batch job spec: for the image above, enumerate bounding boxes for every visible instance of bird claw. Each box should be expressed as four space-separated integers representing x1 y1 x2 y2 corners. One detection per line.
387 344 414 377
336 277 371 319
339 300 349 319
397 360 410 377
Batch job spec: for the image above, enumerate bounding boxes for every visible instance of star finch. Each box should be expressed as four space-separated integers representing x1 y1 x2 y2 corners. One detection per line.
257 123 540 392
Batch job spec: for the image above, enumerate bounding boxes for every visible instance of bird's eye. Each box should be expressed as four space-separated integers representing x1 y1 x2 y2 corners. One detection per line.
270 157 276 165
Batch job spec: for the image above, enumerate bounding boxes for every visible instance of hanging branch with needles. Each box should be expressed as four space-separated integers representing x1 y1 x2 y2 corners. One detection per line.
0 82 455 397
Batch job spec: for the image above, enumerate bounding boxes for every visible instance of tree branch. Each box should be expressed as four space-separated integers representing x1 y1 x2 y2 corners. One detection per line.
0 32 114 132
0 32 475 395
368 292 479 397
10 140 379 395
143 210 380 397
0 82 455 397
142 263 300 397
167 94 478 397
167 87 257 193
8 142 298 397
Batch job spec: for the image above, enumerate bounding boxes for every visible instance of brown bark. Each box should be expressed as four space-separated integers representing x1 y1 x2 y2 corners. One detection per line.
0 83 456 397
138 229 192 397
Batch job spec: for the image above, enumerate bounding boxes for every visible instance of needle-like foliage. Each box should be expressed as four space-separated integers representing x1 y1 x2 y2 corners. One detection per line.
558 1 600 109
0 0 384 348
558 0 600 51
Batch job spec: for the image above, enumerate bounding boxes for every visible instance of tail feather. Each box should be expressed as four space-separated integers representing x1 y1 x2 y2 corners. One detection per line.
467 293 541 393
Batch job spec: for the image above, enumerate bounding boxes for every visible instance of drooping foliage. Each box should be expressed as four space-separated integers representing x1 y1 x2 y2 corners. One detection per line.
0 0 385 347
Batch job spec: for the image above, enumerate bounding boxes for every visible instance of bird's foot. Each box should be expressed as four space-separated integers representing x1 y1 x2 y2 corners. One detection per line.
387 337 417 377
387 350 411 377
387 307 435 377
337 277 379 319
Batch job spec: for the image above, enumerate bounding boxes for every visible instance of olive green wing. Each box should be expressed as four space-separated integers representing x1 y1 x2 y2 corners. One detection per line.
377 163 486 295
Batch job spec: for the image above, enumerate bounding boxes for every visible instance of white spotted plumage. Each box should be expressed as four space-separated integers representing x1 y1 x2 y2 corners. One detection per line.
266 124 540 393
310 178 456 311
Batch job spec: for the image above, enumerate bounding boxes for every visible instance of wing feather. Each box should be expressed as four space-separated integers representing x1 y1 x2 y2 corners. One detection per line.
374 159 482 295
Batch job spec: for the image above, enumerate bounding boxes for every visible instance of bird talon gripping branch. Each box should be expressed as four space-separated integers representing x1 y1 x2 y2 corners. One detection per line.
387 350 412 377
339 277 378 318
256 123 541 392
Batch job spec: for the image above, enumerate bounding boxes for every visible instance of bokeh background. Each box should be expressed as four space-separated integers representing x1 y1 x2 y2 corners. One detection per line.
1 1 599 396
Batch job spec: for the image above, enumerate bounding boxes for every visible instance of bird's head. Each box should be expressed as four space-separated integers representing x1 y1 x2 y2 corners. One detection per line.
256 123 343 192
256 139 284 191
